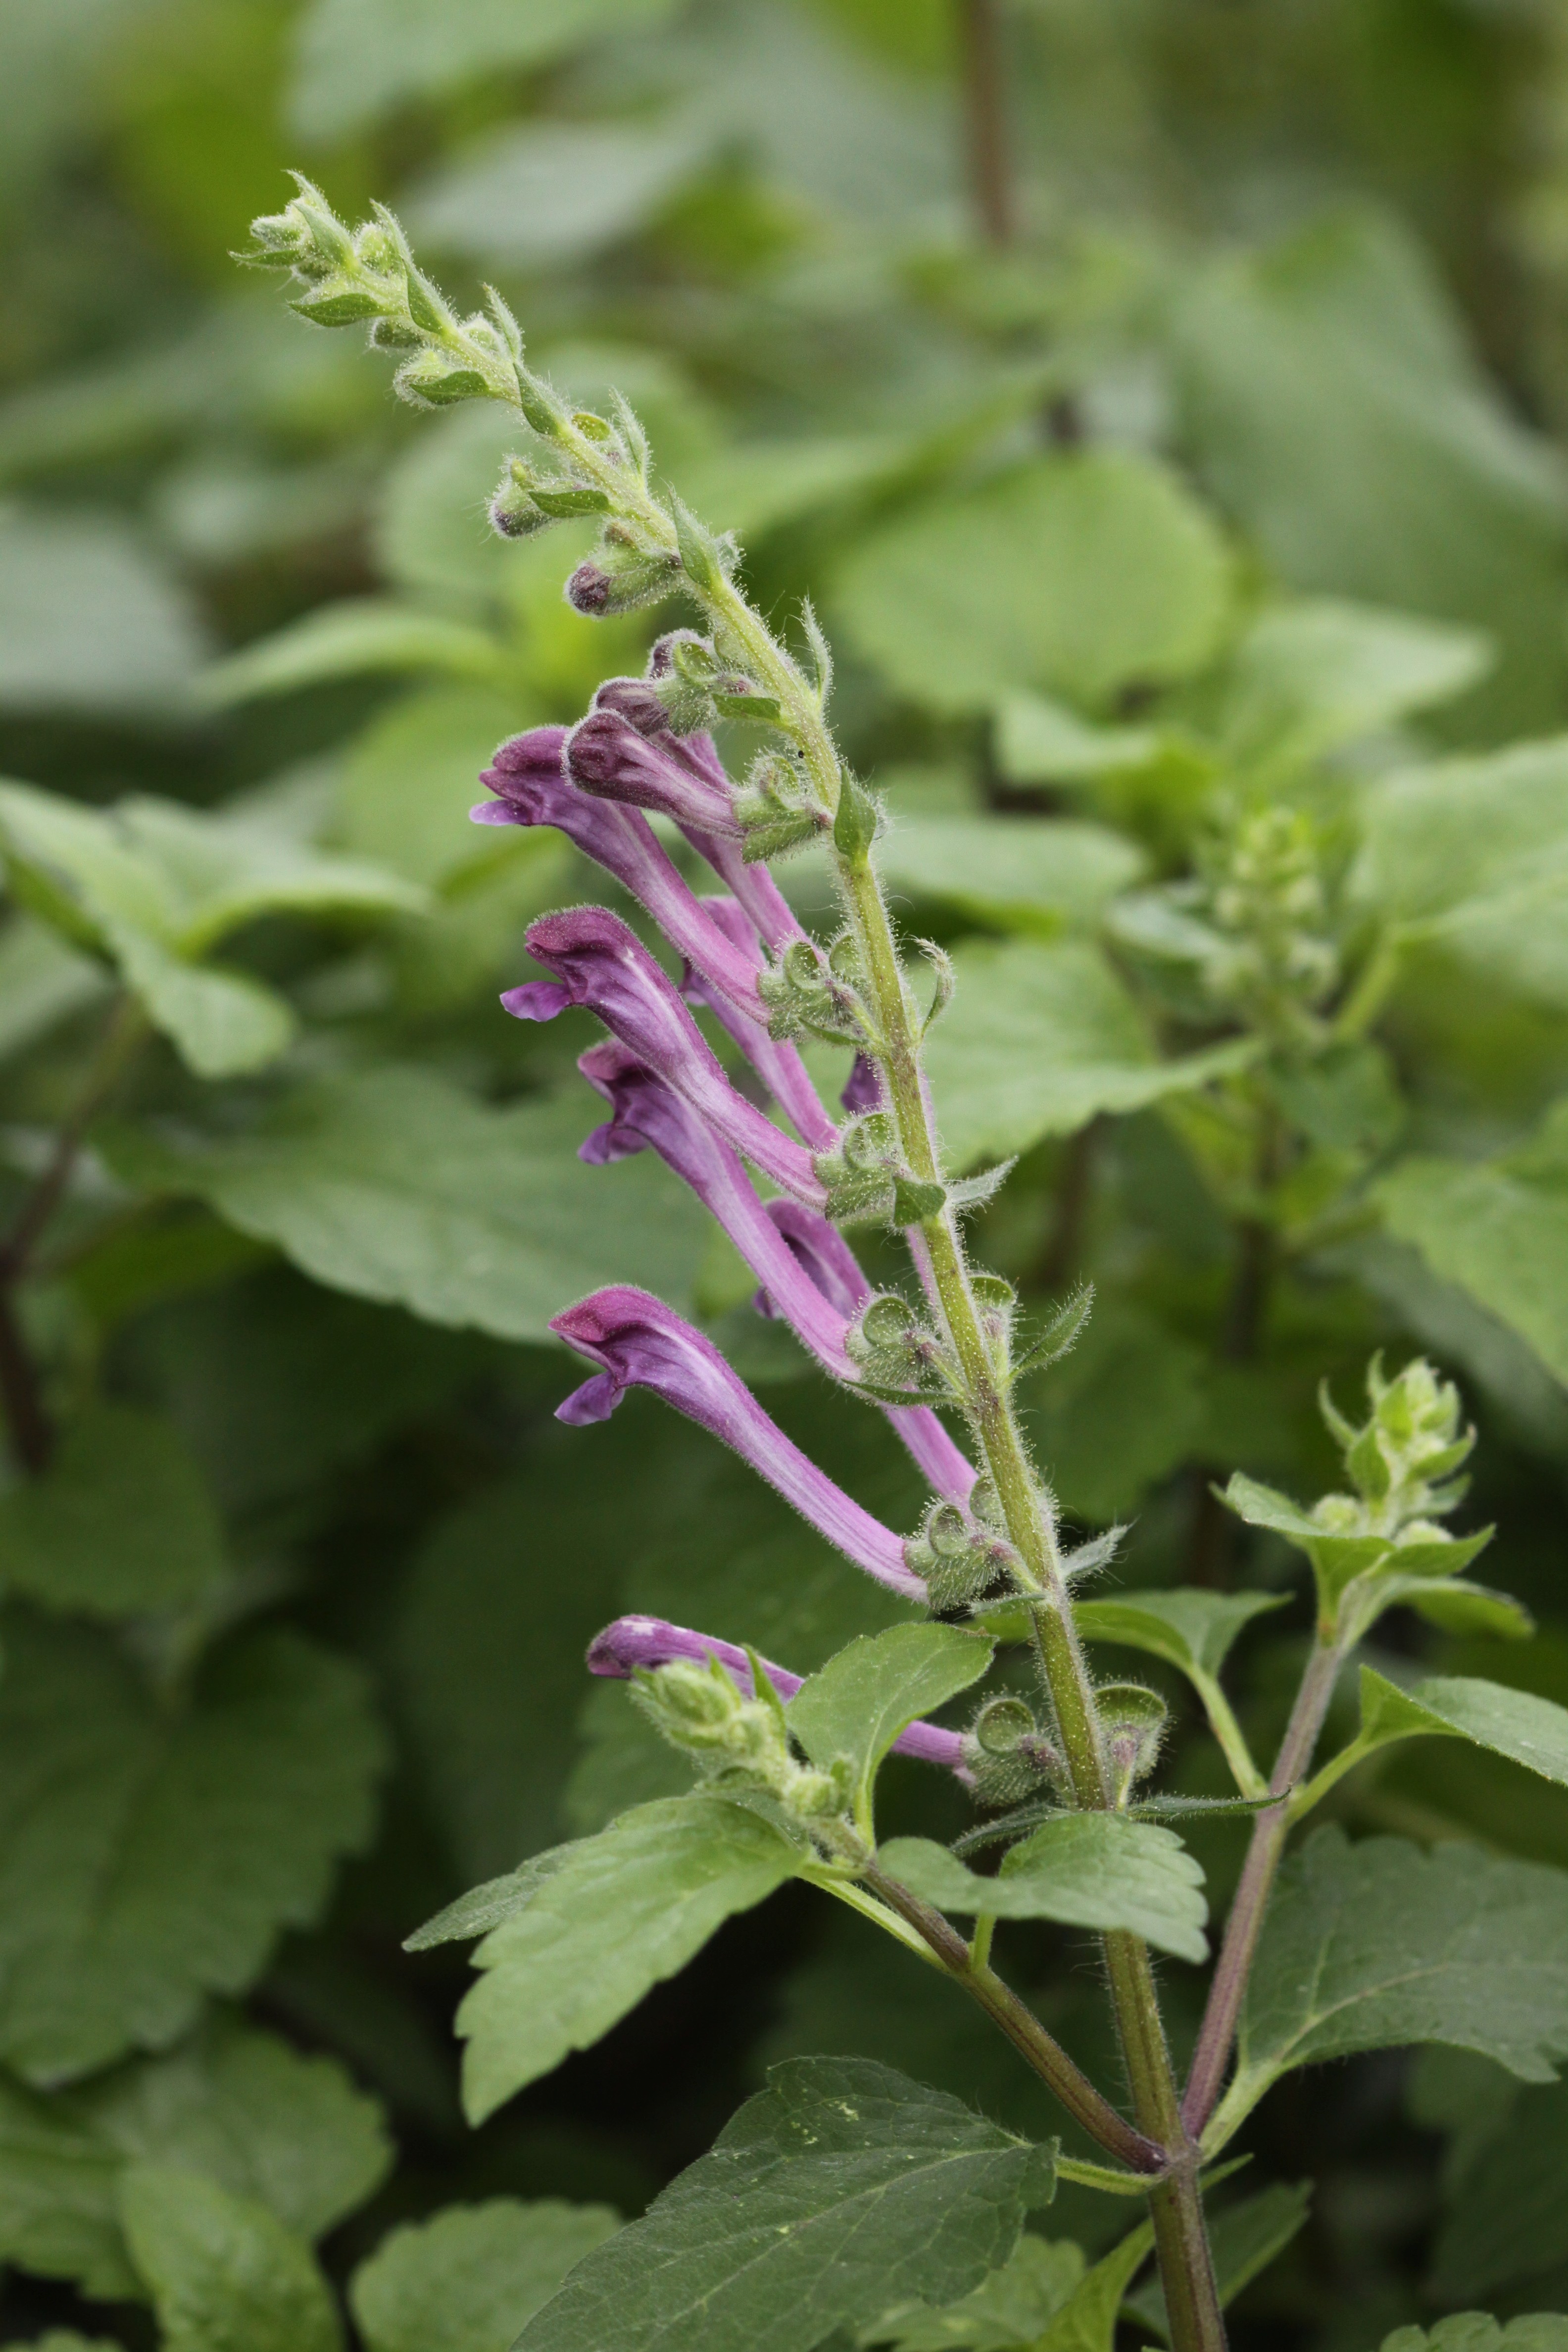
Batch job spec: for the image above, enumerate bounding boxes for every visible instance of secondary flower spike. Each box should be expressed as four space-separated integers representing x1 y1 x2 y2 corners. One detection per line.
505 907 825 1206
587 1614 967 1771
473 728 764 1022
551 1287 925 1598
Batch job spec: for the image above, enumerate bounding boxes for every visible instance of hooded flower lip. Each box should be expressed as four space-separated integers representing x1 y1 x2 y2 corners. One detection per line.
551 1286 925 1598
577 1040 851 1373
576 1044 976 1500
586 1613 967 1772
505 906 824 1206
681 897 837 1153
472 727 763 1023
566 706 742 838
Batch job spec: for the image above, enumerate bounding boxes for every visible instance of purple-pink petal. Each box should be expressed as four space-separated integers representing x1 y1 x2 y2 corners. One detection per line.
509 907 824 1207
551 1287 924 1597
473 727 762 1022
587 1612 967 1772
566 706 741 837
760 1201 976 1503
682 898 837 1152
577 1041 851 1373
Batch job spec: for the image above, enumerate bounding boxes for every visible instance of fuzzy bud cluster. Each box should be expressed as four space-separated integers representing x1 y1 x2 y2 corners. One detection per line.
1315 1354 1473 1548
962 1694 1064 1807
1195 805 1339 1037
631 1656 851 1824
845 1291 954 1398
904 1481 1022 1616
1095 1681 1168 1804
813 1113 947 1230
759 934 871 1048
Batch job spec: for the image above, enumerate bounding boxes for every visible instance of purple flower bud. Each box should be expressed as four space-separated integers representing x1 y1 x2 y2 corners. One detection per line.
551 1288 924 1597
474 729 764 1025
842 1053 883 1115
760 1199 976 1505
591 676 671 736
506 907 824 1206
586 1613 967 1772
681 898 837 1152
578 1040 853 1374
566 709 741 837
566 562 613 614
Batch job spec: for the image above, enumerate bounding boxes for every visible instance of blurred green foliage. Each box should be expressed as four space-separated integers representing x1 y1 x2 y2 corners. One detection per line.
9 2 1568 2349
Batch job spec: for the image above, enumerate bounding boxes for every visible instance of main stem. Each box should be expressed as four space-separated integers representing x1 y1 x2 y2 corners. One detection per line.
500 365 1227 2346
1182 1638 1341 2138
832 835 1225 2349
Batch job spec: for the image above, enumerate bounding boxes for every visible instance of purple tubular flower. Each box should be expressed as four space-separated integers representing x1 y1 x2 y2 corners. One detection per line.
566 706 741 838
577 1040 852 1373
681 898 838 1153
842 1053 883 1115
505 907 825 1207
762 1201 977 1505
551 1287 925 1598
679 807 804 954
587 1613 967 1772
473 729 765 1023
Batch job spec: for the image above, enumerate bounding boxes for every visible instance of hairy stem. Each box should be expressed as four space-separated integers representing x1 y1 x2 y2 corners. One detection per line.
1182 1638 1342 2138
458 314 1226 2349
830 843 1225 2346
862 1861 1164 2171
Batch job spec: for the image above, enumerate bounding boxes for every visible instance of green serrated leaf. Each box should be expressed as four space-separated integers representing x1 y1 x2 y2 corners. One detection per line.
199 598 507 702
921 939 1256 1169
102 1071 709 1344
1210 1827 1568 2150
0 2011 391 2300
119 2162 341 2352
0 1614 385 2083
1074 1590 1288 1685
350 2198 621 2352
516 2058 1055 2352
863 2232 1085 2349
1379 2320 1568 2351
880 1815 1208 1965
787 1626 993 1827
835 448 1231 714
876 817 1143 939
0 1404 225 1618
455 1797 798 2123
1342 1668 1568 1794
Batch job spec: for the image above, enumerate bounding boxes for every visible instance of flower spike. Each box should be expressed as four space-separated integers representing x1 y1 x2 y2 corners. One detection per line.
473 728 764 1022
551 1287 924 1597
505 907 825 1206
586 1614 967 1772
